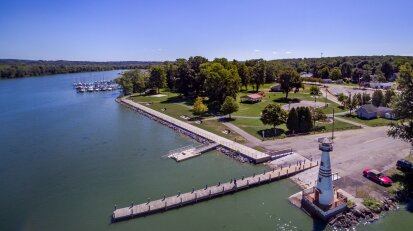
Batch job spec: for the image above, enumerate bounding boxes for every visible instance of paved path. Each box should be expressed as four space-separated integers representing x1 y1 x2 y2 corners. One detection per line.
121 97 270 163
332 115 367 128
221 121 262 146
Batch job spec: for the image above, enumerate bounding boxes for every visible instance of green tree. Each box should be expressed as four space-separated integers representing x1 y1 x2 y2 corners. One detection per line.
278 67 302 99
337 93 348 108
346 94 359 115
220 96 239 119
362 93 371 105
149 65 166 94
382 89 396 107
237 63 251 91
388 63 413 144
372 90 384 107
202 62 241 110
309 85 320 95
340 62 353 78
318 66 330 79
381 61 394 81
250 60 266 92
296 107 313 133
286 107 299 133
330 67 342 80
192 97 208 115
260 104 287 135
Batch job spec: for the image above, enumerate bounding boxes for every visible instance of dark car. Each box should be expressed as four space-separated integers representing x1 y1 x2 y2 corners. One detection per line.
396 159 413 172
363 169 392 186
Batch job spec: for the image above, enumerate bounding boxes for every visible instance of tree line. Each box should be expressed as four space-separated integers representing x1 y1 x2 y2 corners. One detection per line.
0 59 160 79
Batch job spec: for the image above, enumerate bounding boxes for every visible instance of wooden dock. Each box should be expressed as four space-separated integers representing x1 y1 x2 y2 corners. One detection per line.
112 160 318 222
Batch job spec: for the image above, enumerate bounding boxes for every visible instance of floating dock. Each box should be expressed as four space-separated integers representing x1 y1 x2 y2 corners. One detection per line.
121 98 271 164
168 143 219 162
112 160 318 222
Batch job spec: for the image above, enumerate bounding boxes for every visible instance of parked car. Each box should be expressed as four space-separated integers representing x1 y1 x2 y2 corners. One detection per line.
363 169 392 186
396 159 413 172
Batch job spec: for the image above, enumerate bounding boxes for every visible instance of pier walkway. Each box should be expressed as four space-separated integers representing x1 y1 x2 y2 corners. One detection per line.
112 160 318 222
121 98 270 163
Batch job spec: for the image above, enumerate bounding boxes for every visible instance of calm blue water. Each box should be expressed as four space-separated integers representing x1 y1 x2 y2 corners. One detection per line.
0 71 410 231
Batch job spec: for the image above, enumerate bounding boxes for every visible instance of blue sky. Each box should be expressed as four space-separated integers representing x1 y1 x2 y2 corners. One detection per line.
0 0 412 61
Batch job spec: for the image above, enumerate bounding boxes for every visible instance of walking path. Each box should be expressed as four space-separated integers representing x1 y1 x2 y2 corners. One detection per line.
112 159 318 222
121 97 270 163
333 116 367 128
221 121 262 146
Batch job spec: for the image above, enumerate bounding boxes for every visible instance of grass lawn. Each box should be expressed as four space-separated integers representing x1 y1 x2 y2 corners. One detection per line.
229 117 361 140
192 119 247 144
234 91 344 117
385 155 413 196
338 114 399 127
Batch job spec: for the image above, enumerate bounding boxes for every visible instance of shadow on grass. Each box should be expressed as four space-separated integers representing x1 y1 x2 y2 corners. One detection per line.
256 128 286 138
273 97 301 104
218 117 235 122
161 95 195 106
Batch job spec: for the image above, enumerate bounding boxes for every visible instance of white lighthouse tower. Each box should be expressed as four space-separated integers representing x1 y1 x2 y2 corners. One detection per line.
315 137 334 206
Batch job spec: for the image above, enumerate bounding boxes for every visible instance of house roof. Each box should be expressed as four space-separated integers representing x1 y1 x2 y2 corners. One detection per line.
245 94 263 99
357 104 378 113
377 106 392 113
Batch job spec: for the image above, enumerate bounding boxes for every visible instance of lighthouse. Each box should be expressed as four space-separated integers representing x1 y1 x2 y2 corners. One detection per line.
315 137 334 206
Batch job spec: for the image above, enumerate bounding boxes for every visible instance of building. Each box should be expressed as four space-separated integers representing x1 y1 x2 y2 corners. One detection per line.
269 84 282 92
241 93 263 103
321 79 333 84
369 82 395 90
301 138 348 220
356 104 393 119
300 72 313 78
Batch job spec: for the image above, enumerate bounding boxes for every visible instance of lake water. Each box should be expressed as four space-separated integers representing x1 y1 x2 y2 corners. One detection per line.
0 70 411 231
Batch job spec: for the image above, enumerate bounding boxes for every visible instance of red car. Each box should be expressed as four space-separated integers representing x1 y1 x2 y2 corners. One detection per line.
363 169 392 186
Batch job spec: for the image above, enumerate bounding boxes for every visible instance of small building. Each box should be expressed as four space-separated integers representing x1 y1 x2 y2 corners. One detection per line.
241 93 263 103
300 72 313 78
356 104 393 119
369 82 395 90
356 104 378 119
270 84 282 92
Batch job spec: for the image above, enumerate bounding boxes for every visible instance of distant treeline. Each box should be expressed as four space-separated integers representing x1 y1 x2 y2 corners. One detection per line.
0 59 161 79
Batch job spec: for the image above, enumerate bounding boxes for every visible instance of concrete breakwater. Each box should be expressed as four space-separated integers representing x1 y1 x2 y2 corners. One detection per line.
116 98 253 163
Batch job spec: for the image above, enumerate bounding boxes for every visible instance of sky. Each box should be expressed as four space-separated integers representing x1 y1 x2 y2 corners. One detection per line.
0 0 412 61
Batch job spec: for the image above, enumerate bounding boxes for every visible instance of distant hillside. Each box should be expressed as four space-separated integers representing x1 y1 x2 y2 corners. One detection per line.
0 59 162 79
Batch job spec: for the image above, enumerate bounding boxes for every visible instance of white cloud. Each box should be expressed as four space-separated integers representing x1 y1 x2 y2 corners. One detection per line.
285 51 293 54
253 49 260 53
272 51 278 55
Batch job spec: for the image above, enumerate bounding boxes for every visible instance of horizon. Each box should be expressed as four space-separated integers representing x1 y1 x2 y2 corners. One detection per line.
1 0 413 61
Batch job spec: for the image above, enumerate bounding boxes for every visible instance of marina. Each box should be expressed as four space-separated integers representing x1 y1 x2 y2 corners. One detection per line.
112 159 318 222
72 80 121 93
167 143 219 162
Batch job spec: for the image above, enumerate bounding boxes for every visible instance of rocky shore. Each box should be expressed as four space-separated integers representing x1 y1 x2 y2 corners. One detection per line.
329 194 409 229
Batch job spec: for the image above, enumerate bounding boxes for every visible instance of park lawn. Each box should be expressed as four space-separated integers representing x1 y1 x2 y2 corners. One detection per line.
129 91 180 103
192 119 247 144
234 91 344 117
338 114 399 127
229 117 361 140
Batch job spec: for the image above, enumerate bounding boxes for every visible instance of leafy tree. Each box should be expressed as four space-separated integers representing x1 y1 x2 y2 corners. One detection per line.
383 89 396 107
318 66 330 79
330 67 342 80
355 93 363 106
164 62 177 90
362 93 371 105
372 90 384 107
346 94 358 115
220 96 238 118
192 97 208 115
311 107 327 122
296 107 313 133
351 68 363 83
278 67 302 99
175 59 194 96
237 63 251 90
250 60 266 92
286 107 299 133
309 85 320 95
388 63 413 144
340 62 353 78
381 61 394 81
337 93 348 108
260 104 287 135
202 62 241 110
149 66 166 93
